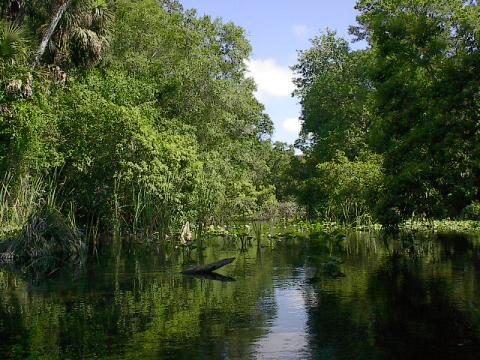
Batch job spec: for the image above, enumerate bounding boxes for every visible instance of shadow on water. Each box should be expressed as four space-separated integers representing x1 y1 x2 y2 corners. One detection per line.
366 254 480 359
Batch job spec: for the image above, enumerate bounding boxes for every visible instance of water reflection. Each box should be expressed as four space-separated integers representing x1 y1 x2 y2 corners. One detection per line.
305 232 480 360
0 231 480 359
254 274 309 359
183 272 236 282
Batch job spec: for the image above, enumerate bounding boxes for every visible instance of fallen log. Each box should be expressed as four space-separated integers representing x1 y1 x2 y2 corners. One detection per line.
181 257 235 274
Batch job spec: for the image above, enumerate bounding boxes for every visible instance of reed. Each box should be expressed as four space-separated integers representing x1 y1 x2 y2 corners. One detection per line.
113 173 182 239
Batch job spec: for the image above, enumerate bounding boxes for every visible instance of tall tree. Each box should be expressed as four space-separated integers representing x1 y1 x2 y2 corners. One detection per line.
293 31 375 164
354 0 480 227
291 31 380 221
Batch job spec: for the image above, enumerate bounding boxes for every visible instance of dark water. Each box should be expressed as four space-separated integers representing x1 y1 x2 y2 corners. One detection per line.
1 230 480 359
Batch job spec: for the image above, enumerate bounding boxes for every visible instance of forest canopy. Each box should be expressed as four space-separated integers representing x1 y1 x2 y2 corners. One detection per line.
291 0 480 228
0 0 283 239
0 0 479 245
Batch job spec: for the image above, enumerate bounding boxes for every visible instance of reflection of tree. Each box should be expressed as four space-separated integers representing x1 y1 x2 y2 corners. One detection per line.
0 273 29 358
2 231 480 359
304 288 383 359
304 231 480 360
367 255 480 359
0 239 279 359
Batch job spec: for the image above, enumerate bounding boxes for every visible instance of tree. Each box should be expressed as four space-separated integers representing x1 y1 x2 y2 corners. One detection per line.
291 31 381 222
0 0 278 237
354 0 480 227
293 31 375 163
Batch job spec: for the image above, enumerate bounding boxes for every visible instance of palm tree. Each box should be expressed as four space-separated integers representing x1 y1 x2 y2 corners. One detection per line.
0 20 28 66
32 0 73 67
33 0 112 67
59 0 112 66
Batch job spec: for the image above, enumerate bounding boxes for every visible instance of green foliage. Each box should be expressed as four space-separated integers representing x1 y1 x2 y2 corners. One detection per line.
0 20 28 67
0 92 63 174
268 142 296 201
17 0 114 67
292 2 480 229
354 0 480 227
298 151 383 223
51 71 201 228
291 31 382 224
293 31 375 162
462 202 480 221
0 0 281 249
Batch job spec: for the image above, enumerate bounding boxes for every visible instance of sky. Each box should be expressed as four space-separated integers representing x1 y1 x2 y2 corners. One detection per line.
181 0 362 145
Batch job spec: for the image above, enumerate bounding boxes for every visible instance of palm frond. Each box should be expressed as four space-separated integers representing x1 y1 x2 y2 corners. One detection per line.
0 21 28 65
48 0 113 66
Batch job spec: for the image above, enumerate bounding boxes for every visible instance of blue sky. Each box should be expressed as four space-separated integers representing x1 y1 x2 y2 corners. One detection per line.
181 0 362 145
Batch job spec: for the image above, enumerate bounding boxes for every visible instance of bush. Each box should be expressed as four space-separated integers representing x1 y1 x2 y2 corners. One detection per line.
298 151 383 223
462 202 480 221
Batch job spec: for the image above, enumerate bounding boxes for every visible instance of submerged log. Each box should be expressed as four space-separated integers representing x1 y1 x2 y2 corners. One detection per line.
183 272 236 282
181 257 235 274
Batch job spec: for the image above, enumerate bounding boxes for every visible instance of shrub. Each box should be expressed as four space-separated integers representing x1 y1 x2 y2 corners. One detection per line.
298 151 383 224
462 202 480 221
6 206 85 274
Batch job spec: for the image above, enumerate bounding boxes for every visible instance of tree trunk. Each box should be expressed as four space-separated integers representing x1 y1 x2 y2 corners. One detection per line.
32 0 72 67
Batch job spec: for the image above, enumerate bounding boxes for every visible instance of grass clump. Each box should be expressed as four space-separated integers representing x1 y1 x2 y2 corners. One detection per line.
4 206 85 275
0 173 86 278
0 173 44 239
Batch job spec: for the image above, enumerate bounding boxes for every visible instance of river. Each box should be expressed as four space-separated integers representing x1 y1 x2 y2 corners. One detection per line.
1 229 480 359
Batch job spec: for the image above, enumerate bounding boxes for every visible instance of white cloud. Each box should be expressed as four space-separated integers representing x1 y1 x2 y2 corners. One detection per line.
292 24 308 36
245 58 295 101
282 117 301 134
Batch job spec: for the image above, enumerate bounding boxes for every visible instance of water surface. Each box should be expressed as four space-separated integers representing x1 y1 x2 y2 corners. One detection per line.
1 231 480 359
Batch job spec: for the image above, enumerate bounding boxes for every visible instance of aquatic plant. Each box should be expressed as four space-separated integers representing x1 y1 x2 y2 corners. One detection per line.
400 219 480 234
307 257 346 282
